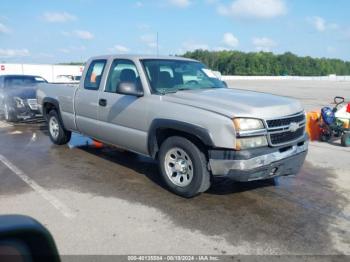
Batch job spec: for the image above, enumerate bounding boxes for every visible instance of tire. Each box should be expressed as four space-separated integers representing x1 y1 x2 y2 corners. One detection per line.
158 136 211 198
4 103 18 122
341 133 350 147
320 132 331 142
47 110 71 145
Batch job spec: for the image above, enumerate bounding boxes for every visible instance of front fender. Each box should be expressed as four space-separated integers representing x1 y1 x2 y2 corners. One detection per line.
147 119 215 158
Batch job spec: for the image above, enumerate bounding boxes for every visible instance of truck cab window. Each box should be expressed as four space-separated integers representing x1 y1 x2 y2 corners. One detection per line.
106 59 141 93
84 60 107 90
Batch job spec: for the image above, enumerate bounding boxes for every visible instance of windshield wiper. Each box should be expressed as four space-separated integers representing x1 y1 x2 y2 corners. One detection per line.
157 89 177 95
177 87 192 91
157 88 191 95
158 86 217 95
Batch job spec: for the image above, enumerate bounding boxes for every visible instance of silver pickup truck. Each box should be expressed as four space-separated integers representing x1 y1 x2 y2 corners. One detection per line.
37 55 308 198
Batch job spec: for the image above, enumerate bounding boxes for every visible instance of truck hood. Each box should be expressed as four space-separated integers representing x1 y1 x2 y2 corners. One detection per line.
163 88 303 119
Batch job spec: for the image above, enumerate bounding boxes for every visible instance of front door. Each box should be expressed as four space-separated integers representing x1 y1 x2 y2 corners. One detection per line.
97 59 149 155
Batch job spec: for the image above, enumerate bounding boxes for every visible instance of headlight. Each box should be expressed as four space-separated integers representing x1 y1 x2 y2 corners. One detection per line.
14 97 25 108
233 118 264 131
236 136 268 150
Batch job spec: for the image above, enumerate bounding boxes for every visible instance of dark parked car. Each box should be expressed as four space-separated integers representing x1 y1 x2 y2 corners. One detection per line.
0 75 47 122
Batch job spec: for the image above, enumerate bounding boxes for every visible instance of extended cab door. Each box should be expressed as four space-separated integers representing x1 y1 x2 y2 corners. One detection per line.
97 59 149 155
75 59 107 137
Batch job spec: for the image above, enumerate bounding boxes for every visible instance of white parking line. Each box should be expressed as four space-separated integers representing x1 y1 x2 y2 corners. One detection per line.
0 154 76 219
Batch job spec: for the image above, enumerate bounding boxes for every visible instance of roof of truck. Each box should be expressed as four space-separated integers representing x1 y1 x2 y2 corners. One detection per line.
88 54 199 62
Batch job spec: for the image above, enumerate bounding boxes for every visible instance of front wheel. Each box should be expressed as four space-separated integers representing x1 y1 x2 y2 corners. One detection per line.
341 133 350 147
4 103 18 122
158 136 211 198
47 110 71 145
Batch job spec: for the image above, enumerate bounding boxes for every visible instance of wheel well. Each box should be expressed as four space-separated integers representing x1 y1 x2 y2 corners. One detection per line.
43 102 57 120
154 128 209 159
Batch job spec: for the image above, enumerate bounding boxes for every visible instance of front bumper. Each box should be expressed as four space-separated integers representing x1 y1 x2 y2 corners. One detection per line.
209 137 308 182
10 104 42 119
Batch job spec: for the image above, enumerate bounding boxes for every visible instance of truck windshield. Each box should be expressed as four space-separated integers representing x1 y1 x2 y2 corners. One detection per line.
141 59 226 94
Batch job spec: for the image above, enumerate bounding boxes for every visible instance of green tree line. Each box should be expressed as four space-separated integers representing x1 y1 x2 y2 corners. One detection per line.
58 62 85 66
183 50 350 76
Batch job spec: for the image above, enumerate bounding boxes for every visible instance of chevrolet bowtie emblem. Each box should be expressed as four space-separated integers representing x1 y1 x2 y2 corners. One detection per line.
288 122 299 132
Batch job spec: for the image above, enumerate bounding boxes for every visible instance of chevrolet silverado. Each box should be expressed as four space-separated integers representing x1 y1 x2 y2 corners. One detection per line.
37 55 308 198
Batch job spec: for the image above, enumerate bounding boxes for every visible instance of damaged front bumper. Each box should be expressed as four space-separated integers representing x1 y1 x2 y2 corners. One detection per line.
10 99 42 120
209 136 308 182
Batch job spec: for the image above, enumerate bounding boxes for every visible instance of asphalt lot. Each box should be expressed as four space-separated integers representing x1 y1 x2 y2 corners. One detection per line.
226 79 350 111
1 80 350 257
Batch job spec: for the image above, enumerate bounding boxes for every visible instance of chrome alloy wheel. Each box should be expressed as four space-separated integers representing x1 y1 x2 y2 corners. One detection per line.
49 116 60 140
164 147 194 187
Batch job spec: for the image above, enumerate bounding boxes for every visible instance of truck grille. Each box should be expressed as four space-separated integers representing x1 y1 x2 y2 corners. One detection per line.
27 99 38 110
266 112 306 146
266 114 305 128
270 127 305 145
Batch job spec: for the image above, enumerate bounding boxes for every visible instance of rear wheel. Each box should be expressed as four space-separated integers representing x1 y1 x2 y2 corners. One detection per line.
341 133 350 147
158 136 211 198
48 110 71 145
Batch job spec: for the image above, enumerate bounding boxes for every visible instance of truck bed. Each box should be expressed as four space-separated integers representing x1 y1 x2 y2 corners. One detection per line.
37 83 79 131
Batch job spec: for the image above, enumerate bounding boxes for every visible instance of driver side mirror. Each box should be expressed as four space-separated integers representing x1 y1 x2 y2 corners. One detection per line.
116 82 144 97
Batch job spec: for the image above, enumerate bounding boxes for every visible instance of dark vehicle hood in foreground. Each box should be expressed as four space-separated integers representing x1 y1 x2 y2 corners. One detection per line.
3 85 38 99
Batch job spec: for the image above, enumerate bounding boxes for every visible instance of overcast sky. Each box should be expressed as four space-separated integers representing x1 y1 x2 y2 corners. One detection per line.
1 0 349 63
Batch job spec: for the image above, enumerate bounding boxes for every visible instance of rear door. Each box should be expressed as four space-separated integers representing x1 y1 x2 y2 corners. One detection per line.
75 59 107 137
97 59 149 154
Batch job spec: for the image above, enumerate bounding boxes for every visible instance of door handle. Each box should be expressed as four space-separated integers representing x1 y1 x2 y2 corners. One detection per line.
99 99 107 107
